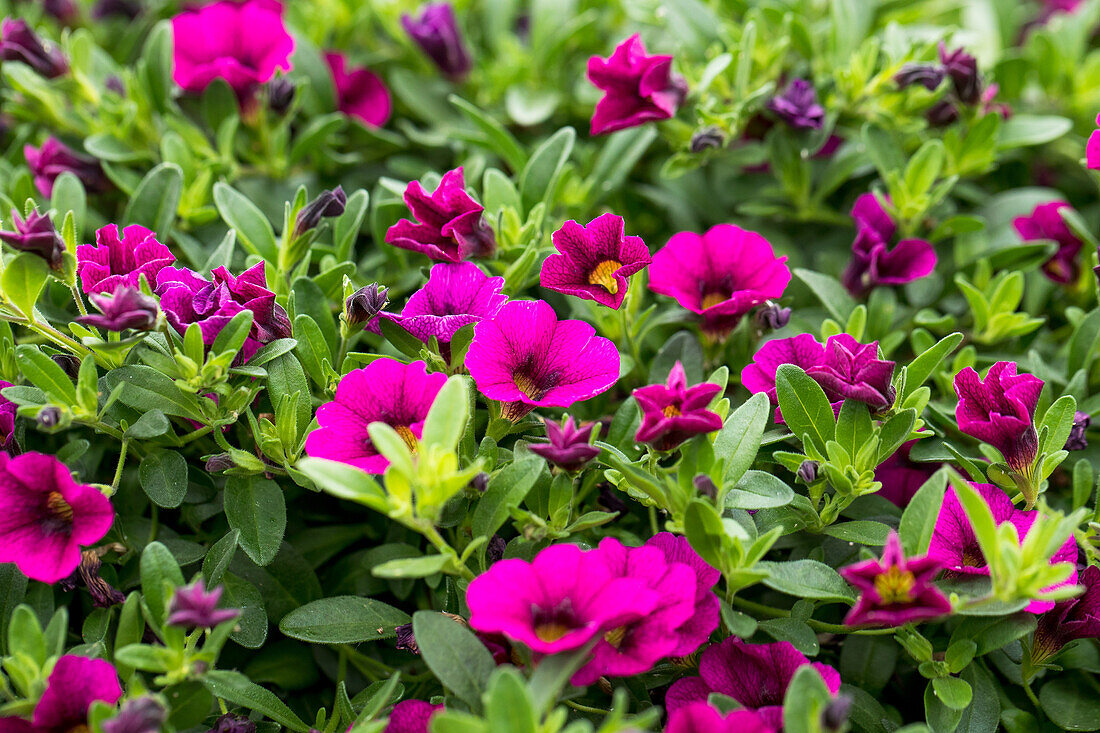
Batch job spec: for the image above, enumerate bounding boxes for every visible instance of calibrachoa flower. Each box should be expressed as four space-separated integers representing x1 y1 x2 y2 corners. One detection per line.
649 224 790 339
540 213 651 309
401 3 472 80
325 52 391 128
0 209 65 268
954 361 1043 474
1013 201 1084 284
385 167 495 262
466 542 659 654
465 299 620 421
76 224 175 295
24 137 106 198
346 283 389 326
0 452 113 584
741 333 826 404
0 655 122 733
529 416 600 472
806 333 896 412
1087 114 1100 170
166 579 240 628
0 382 16 455
840 531 952 626
77 288 159 332
102 697 166 733
643 532 721 656
304 359 447 474
875 441 938 507
385 700 442 733
767 78 825 130
939 43 981 104
587 34 687 135
633 362 723 451
665 638 841 730
170 0 294 98
841 193 936 298
927 482 1078 613
1032 565 1100 662
0 18 68 79
665 704 774 733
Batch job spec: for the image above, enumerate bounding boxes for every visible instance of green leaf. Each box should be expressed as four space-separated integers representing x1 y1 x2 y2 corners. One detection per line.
520 127 575 210
266 352 311 437
213 182 278 261
202 671 310 732
221 573 268 648
723 470 795 510
713 392 769 489
15 345 76 404
202 529 239 587
279 596 409 644
756 560 856 603
138 450 188 508
104 365 204 420
794 268 857 323
50 172 86 240
125 409 170 439
211 309 254 358
296 457 388 512
775 364 835 453
2 252 50 318
996 115 1072 150
123 162 182 236
412 611 496 713
333 189 369 262
421 376 469 451
224 476 286 566
835 400 873 463
683 498 727 570
472 453 546 539
372 554 451 579
485 668 537 733
1039 395 1077 456
822 520 892 545
782 665 834 733
932 676 973 711
904 332 964 399
1039 674 1100 730
449 95 528 172
140 541 184 627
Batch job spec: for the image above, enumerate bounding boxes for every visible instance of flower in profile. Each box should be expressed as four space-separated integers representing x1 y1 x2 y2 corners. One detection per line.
0 452 113 584
401 3 472 80
665 638 841 730
939 43 980 105
24 138 107 198
529 416 600 472
840 531 952 627
806 333 896 412
0 209 65 268
954 361 1043 474
385 700 442 733
0 381 18 455
540 213 651 309
0 19 68 78
304 359 447 474
741 333 826 404
1066 411 1090 451
587 34 687 135
465 299 620 421
1013 201 1084 284
77 288 159 332
166 579 240 628
927 482 1078 613
346 283 389 327
466 543 659 654
649 224 790 339
841 193 936 298
102 697 167 733
666 704 775 733
875 441 938 507
325 52 391 127
171 0 294 98
633 362 723 451
1087 114 1100 171
0 655 122 733
1032 565 1100 662
385 168 495 262
76 224 176 295
767 78 825 130
293 186 346 238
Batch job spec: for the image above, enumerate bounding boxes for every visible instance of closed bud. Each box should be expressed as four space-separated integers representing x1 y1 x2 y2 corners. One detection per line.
487 534 506 563
692 474 717 500
754 301 791 331
1065 411 1090 451
204 453 235 472
690 127 725 153
293 187 347 238
267 77 296 115
797 460 819 483
395 622 418 654
894 63 945 91
345 283 388 326
822 695 852 731
51 354 81 381
37 406 62 429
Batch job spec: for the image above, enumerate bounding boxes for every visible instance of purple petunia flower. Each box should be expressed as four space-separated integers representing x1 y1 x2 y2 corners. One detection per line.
77 287 159 332
385 167 495 262
841 193 937 298
805 333 896 412
0 18 68 79
0 655 122 733
954 361 1043 474
528 416 600 472
304 359 447 474
540 213 651 310
741 333 826 404
466 542 660 654
384 700 442 733
465 299 620 421
171 0 294 98
24 137 107 198
166 579 240 628
1088 115 1100 171
325 52 391 128
1032 565 1100 661
649 224 791 340
767 78 825 130
1066 411 1090 451
665 638 841 730
102 697 166 733
1013 201 1084 284
587 34 687 136
76 224 175 295
840 531 952 627
644 533 720 656
666 704 775 733
0 209 65 268
633 362 724 451
401 3 472 80
0 452 114 584
939 43 980 105
875 441 938 507
0 381 18 455
927 482 1078 613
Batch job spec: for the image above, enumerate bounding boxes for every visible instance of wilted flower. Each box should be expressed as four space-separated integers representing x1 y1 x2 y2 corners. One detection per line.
385 700 442 733
346 283 389 326
1032 565 1100 662
540 213 651 309
840 531 952 626
24 137 106 198
0 209 65 268
633 362 723 451
294 186 346 237
166 579 240 628
102 697 166 733
60 549 125 607
894 63 946 91
939 43 980 105
0 18 68 78
304 359 447 474
666 704 774 733
395 623 418 654
77 224 175 295
267 76 295 114
465 299 620 421
78 288 159 332
1013 201 1084 284
325 52 391 128
841 193 936 298
0 381 18 455
401 3 472 80
954 361 1043 474
385 167 495 262
806 333 896 412
754 302 791 331
1066 411 1090 451
875 441 938 507
0 655 121 732
767 78 825 130
529 416 600 472
587 34 687 135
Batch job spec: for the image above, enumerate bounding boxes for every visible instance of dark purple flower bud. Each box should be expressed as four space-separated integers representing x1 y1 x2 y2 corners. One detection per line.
926 100 959 127
166 579 241 629
1066 411 1091 451
92 0 142 20
208 714 255 733
894 63 946 91
267 77 295 115
597 484 627 516
103 697 167 733
36 406 61 429
395 622 419 654
0 19 68 79
692 474 717 500
294 186 346 238
24 137 107 198
0 209 65 268
51 354 81 381
798 460 819 483
105 76 125 95
822 694 853 731
690 127 725 153
470 472 489 493
528 416 601 472
43 0 79 24
939 43 981 105
345 283 389 326
205 453 235 472
401 3 472 80
754 301 791 331
77 287 159 332
767 78 825 130
486 534 506 563
59 549 125 607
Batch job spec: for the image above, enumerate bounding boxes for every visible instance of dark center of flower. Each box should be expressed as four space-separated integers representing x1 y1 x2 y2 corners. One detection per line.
961 543 985 568
662 404 682 418
44 491 74 531
394 425 419 454
873 566 916 604
587 260 623 294
701 291 727 310
531 602 578 643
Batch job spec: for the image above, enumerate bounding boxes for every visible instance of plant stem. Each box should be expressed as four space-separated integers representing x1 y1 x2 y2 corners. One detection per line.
111 440 129 492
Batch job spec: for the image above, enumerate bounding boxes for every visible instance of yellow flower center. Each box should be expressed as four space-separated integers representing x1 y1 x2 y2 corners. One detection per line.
514 373 542 400
873 566 916 605
588 260 623 294
662 404 682 418
394 425 419 454
604 625 628 649
701 291 727 310
46 491 74 522
535 622 571 642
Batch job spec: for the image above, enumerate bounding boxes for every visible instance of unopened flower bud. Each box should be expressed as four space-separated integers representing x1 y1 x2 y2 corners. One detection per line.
822 695 852 731
293 187 346 238
208 714 255 733
52 354 81 381
1066 411 1091 451
103 697 167 733
692 474 717 500
797 460 819 483
205 453 235 472
690 127 725 153
487 534 506 563
0 209 65 268
470 472 489 493
0 19 68 79
755 302 791 331
267 77 295 115
894 63 945 91
345 283 388 326
37 406 61 429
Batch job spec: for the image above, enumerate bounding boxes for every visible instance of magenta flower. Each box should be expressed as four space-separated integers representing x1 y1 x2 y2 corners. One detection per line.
0 19 67 79
840 531 952 627
540 213 651 309
954 361 1043 473
805 333 896 412
939 43 981 105
875 441 938 507
587 34 687 136
633 362 723 451
665 638 841 730
465 299 620 421
101 697 166 733
643 532 720 656
528 416 600 472
741 333 826 404
0 381 18 455
401 3 472 80
649 225 791 339
1013 201 1084 284
171 0 294 98
840 194 936 298
304 359 447 474
0 655 122 733
384 700 442 733
385 168 495 262
767 78 824 130
666 704 774 733
24 138 106 198
1087 114 1100 171
166 579 240 629
0 209 65 268
1032 565 1100 661
76 224 175 295
0 452 113 584
927 483 1078 613
77 287 159 332
466 543 659 654
325 52 391 128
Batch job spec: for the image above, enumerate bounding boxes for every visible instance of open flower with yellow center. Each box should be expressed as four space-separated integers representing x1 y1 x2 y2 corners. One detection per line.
840 531 951 627
633 361 723 451
540 213 651 310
